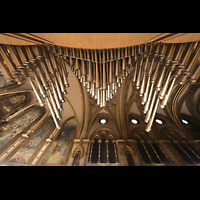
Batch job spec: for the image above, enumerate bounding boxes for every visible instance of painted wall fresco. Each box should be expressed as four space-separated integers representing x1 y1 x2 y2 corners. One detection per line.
0 107 43 150
0 75 16 88
41 117 76 165
0 93 30 123
8 117 55 165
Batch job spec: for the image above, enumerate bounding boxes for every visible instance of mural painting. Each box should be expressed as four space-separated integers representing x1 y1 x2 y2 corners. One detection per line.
8 117 55 165
41 117 76 165
0 107 44 151
0 92 31 124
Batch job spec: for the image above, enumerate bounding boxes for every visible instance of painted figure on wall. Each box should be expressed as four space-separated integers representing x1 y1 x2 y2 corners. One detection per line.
41 117 76 165
8 117 55 165
0 107 44 150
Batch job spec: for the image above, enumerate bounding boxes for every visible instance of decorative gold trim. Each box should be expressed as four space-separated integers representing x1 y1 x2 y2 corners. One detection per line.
89 127 118 140
171 80 190 131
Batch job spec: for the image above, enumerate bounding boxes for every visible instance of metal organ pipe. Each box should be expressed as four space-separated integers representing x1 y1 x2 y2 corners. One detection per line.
0 41 199 132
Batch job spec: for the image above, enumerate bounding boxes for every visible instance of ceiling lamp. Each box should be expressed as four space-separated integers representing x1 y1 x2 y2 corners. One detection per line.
99 118 107 124
155 119 163 124
131 118 138 124
182 119 189 124
0 41 200 132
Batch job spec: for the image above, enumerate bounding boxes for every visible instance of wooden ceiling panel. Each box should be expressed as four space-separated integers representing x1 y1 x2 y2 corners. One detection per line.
0 33 35 45
1 33 200 48
30 33 163 49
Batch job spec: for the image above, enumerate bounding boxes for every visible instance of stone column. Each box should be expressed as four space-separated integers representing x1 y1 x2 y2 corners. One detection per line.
115 139 125 166
126 139 142 166
97 138 101 163
113 140 119 163
88 139 94 164
105 139 109 163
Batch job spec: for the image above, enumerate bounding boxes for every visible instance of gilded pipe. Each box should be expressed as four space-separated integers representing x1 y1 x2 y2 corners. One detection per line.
190 64 200 84
145 90 158 123
146 98 160 132
143 83 154 114
47 89 61 120
140 70 146 97
180 42 194 67
184 42 200 76
160 77 176 109
7 45 23 68
102 50 106 89
155 64 167 91
143 61 160 113
132 56 138 82
136 64 141 89
174 43 185 63
28 77 44 106
46 97 61 129
30 66 46 98
0 58 14 82
0 44 19 76
51 82 62 110
95 50 100 89
142 76 150 105
88 59 92 82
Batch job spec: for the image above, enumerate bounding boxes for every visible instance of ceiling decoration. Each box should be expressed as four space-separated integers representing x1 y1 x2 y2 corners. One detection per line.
0 38 200 132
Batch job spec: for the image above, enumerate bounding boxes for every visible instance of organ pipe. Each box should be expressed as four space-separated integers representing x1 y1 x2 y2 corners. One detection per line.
0 41 199 132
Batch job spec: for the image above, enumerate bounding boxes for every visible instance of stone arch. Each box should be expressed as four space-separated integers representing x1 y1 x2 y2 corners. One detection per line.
130 127 157 141
160 127 188 141
71 145 84 158
89 127 118 140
